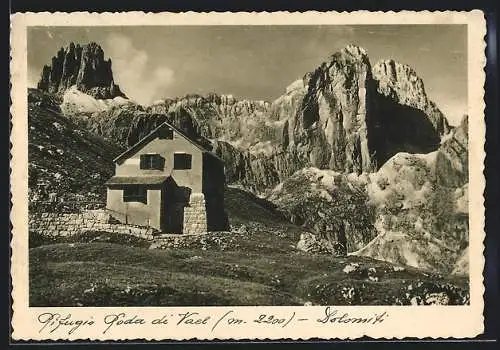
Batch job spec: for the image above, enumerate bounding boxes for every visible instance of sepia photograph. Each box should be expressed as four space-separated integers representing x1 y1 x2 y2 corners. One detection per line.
26 24 471 307
10 11 487 340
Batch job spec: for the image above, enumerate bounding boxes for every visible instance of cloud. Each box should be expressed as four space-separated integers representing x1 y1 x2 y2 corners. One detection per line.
104 33 174 105
151 66 175 91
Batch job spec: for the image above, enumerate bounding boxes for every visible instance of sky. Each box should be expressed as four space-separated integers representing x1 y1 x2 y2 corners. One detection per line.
27 25 467 125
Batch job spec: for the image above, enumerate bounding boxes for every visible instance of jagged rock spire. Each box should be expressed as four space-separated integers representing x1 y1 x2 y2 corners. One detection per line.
37 42 126 100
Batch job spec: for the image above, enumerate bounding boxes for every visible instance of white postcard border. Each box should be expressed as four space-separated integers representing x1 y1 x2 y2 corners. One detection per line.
10 10 486 341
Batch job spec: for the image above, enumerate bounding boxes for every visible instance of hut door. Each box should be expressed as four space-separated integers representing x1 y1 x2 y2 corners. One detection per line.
163 184 184 234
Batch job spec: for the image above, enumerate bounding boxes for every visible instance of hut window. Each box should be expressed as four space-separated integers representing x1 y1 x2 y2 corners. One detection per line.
174 153 192 169
140 154 163 170
158 127 173 139
123 186 147 203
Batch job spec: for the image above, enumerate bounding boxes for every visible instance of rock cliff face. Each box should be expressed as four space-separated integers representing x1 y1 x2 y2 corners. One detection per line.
38 43 454 193
290 45 375 173
370 59 451 166
148 93 275 153
373 59 451 136
273 48 451 175
437 115 468 186
351 117 469 272
37 42 126 99
267 110 468 271
267 167 377 255
91 45 450 191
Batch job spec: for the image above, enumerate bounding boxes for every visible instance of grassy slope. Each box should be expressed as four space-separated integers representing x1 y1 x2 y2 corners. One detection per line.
28 89 122 202
30 187 469 307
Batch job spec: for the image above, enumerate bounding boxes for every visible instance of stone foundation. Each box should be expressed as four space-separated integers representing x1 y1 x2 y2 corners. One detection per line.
183 193 207 234
29 209 156 240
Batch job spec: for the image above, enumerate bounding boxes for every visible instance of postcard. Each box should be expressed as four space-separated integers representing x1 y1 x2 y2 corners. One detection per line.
10 10 486 340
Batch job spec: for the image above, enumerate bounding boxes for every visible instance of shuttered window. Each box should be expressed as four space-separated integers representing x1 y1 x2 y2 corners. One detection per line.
140 154 163 170
174 153 192 169
123 186 147 203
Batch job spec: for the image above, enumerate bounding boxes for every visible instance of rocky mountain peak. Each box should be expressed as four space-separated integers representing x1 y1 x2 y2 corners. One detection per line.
340 44 369 60
37 42 126 100
374 59 419 80
49 42 456 192
372 59 450 135
373 59 427 108
292 45 375 173
323 44 371 70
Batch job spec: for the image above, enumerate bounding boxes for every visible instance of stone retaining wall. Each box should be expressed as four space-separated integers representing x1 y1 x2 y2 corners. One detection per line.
149 231 232 250
183 193 208 234
29 209 156 240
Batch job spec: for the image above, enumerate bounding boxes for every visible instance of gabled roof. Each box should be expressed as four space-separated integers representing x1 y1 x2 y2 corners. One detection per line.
113 121 222 164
